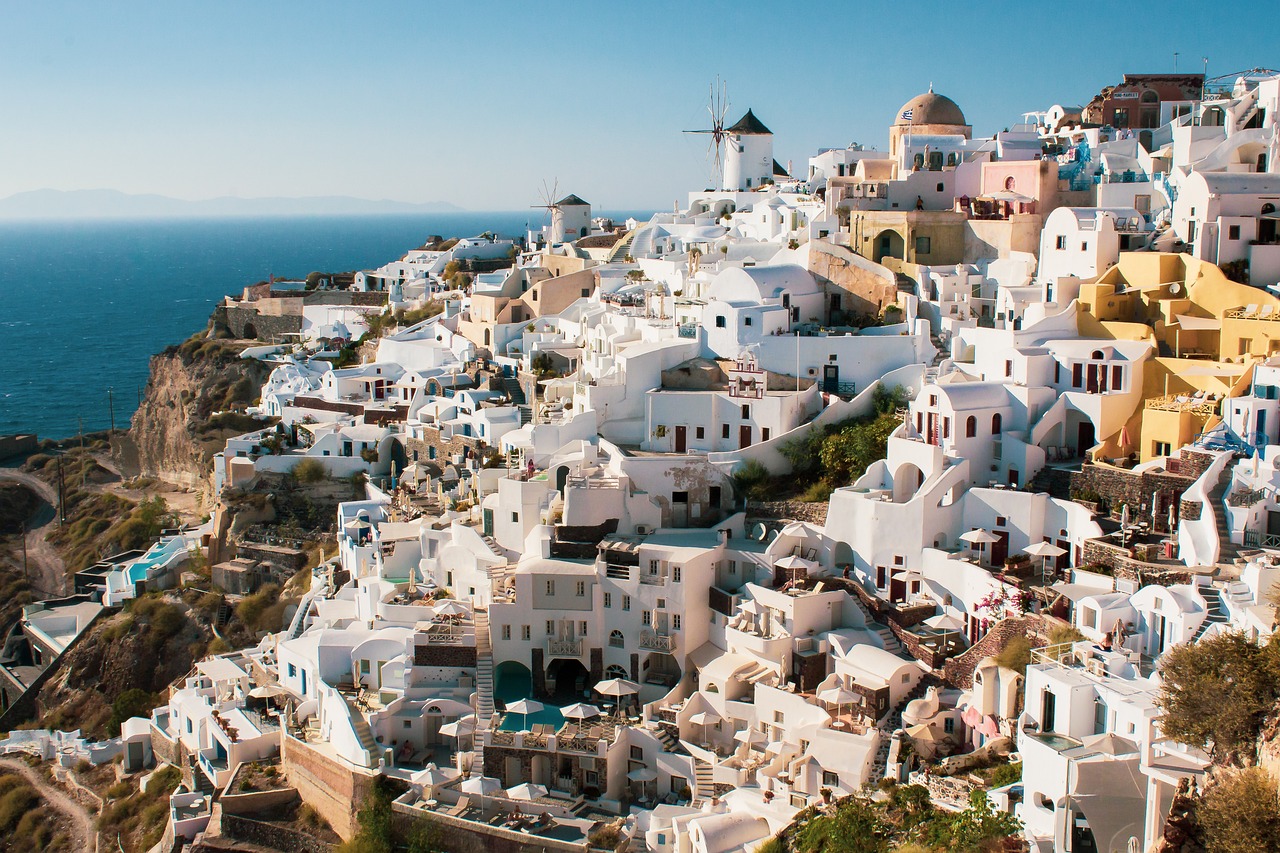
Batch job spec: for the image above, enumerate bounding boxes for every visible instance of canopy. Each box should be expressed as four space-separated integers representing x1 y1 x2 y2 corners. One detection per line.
560 703 602 720
1024 541 1067 558
1172 313 1222 331
461 776 502 796
1078 732 1140 757
248 685 288 699
960 528 999 544
506 782 548 801
981 189 1034 203
594 678 640 697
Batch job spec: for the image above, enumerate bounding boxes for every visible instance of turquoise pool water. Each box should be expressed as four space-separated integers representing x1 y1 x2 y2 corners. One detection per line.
494 663 566 731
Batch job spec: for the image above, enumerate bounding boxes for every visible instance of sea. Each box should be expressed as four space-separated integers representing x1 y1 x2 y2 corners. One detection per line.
0 212 649 440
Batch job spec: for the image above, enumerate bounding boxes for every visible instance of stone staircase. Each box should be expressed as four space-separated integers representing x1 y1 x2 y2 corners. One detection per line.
895 273 916 294
481 535 508 560
871 676 937 779
344 697 379 761
1209 466 1243 566
500 375 526 405
691 758 715 806
606 229 640 263
871 623 904 655
1192 584 1229 643
471 607 496 776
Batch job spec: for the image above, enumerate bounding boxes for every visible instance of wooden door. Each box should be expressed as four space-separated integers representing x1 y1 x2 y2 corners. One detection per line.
739 425 752 449
674 425 687 453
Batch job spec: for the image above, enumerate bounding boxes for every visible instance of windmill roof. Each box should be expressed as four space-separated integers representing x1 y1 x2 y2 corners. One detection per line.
556 194 591 207
728 109 772 135
773 159 790 177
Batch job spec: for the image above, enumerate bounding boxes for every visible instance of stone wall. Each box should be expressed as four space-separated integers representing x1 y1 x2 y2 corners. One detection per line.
1070 461 1195 533
390 803 593 853
219 813 336 853
280 734 377 840
217 304 304 342
806 239 899 319
413 644 477 668
746 501 829 526
941 615 1060 690
0 434 37 461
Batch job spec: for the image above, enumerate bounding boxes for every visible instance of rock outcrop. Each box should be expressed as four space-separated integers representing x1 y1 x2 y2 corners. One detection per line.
116 331 272 497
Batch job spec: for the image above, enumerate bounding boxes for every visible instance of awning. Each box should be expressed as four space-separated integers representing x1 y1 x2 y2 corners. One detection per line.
1070 755 1147 852
1173 314 1221 331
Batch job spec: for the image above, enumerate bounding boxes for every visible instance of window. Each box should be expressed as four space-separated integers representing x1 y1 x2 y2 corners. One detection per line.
944 718 955 734
822 771 839 787
576 581 586 597
995 516 1007 527
728 560 737 574
715 315 726 328
722 423 730 439
360 660 370 675
546 620 555 635
915 236 931 254
609 629 624 647
1229 224 1241 240
992 413 1002 435
965 416 976 438
673 614 682 630
604 592 612 608
622 595 631 611
774 711 785 724
581 288 590 297
642 610 652 625
1113 107 1129 126
404 719 413 729
1005 360 1013 377
696 426 705 439
673 566 682 582
287 663 297 678
521 625 531 640
1081 241 1089 251
631 746 644 761
546 580 555 595
580 620 588 635
741 404 750 419
744 316 753 327
942 418 950 439
1154 441 1171 457
762 427 771 441
935 182 944 192
902 673 911 683
1111 365 1122 390
502 625 511 640
512 511 519 523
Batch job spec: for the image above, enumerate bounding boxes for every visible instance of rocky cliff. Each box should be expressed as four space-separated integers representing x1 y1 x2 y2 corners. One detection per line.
117 330 272 497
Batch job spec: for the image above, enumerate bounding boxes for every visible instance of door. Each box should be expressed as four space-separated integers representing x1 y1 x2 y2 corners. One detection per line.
1077 421 1096 456
674 425 687 453
889 571 906 603
823 364 839 394
739 425 752 449
990 531 1010 566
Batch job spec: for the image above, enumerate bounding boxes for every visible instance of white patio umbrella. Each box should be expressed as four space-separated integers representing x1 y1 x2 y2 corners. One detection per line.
923 613 966 632
505 698 544 730
461 774 502 812
734 728 767 746
627 767 658 782
440 715 477 738
959 528 999 560
412 763 457 792
433 600 470 619
560 703 602 721
688 709 721 744
1024 540 1067 583
506 782 548 801
817 687 858 721
594 678 640 697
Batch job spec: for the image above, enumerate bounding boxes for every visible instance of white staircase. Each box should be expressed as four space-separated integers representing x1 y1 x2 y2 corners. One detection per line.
691 758 715 805
471 607 496 775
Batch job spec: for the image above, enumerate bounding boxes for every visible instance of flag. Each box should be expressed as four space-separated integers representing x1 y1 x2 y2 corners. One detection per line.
900 108 914 121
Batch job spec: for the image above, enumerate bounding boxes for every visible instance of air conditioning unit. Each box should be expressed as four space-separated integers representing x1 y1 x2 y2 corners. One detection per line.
636 525 651 535
807 367 818 376
1086 657 1106 676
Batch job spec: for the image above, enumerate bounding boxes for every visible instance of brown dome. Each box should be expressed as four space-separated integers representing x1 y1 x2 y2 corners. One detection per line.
895 90 967 127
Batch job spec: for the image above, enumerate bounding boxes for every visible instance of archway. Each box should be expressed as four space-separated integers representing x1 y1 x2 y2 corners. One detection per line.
242 321 258 341
546 658 590 703
494 660 533 707
893 462 925 503
555 465 570 494
873 230 905 264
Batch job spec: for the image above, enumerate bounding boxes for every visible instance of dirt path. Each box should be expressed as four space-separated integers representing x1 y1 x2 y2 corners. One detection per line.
0 465 68 597
0 757 98 852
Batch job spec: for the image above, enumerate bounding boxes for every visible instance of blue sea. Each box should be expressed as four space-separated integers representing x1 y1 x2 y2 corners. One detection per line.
0 212 647 439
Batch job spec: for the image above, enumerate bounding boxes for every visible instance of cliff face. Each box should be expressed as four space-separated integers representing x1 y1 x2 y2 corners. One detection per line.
118 334 271 496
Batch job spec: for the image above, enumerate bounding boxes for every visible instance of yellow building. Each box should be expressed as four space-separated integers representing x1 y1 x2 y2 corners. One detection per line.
1077 253 1275 461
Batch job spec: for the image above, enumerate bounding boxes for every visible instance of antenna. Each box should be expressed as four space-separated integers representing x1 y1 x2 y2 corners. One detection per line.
684 77 730 189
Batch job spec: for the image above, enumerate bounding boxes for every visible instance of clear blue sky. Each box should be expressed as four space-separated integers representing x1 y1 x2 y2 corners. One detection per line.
1 0 1274 211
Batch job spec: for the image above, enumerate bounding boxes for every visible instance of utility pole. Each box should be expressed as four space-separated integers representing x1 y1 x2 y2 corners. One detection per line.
78 417 86 487
20 520 27 582
107 387 115 434
1173 52 1179 73
56 455 65 524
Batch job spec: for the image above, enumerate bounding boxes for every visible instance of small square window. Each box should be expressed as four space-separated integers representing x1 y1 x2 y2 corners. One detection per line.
521 625 531 640
744 316 753 327
915 236 931 254
512 512 519 523
1228 225 1241 240
722 424 730 439
762 427 771 441
741 404 750 419
1055 235 1066 250
404 719 412 729
604 592 613 607
935 182 944 192
715 315 726 328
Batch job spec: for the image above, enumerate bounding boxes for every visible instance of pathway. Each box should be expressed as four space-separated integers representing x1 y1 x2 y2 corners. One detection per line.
0 757 98 852
0 464 67 597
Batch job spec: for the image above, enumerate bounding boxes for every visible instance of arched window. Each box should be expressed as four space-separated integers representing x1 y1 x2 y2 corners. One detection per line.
1264 203 1277 216
1091 350 1104 360
966 416 977 438
992 413 1003 435
1140 89 1159 103
1004 176 1017 191
608 630 624 648
605 664 628 680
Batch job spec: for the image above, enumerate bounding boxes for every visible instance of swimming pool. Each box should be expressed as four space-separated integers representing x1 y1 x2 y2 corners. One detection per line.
494 662 566 731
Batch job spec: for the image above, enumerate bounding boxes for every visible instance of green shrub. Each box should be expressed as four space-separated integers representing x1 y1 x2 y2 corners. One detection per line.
0 785 38 832
293 458 327 484
994 635 1032 673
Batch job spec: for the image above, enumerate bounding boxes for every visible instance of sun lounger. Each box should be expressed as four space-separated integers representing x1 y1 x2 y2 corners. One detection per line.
446 796 471 816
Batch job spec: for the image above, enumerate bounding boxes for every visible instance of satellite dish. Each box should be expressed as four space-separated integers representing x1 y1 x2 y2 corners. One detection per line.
1168 282 1183 295
752 522 768 541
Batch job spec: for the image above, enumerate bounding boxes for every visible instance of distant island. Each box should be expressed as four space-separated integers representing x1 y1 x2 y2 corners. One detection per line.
0 188 464 219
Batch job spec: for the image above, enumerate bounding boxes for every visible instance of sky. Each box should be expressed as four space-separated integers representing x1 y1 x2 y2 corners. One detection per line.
1 0 1276 211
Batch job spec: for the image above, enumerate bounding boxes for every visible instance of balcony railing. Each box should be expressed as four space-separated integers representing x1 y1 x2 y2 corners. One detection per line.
1243 531 1280 548
638 631 675 652
639 571 666 586
547 638 582 657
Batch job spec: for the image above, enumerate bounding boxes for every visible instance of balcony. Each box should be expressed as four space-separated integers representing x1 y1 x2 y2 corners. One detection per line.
547 638 582 657
638 631 675 652
639 571 666 586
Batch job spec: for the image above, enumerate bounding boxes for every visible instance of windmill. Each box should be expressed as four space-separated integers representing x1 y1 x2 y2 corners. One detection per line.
684 78 731 190
530 179 562 244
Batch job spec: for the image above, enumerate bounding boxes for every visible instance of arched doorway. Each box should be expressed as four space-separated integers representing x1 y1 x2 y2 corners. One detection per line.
546 658 590 703
873 230 905 264
494 660 533 707
242 321 258 340
555 465 570 494
893 462 925 503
